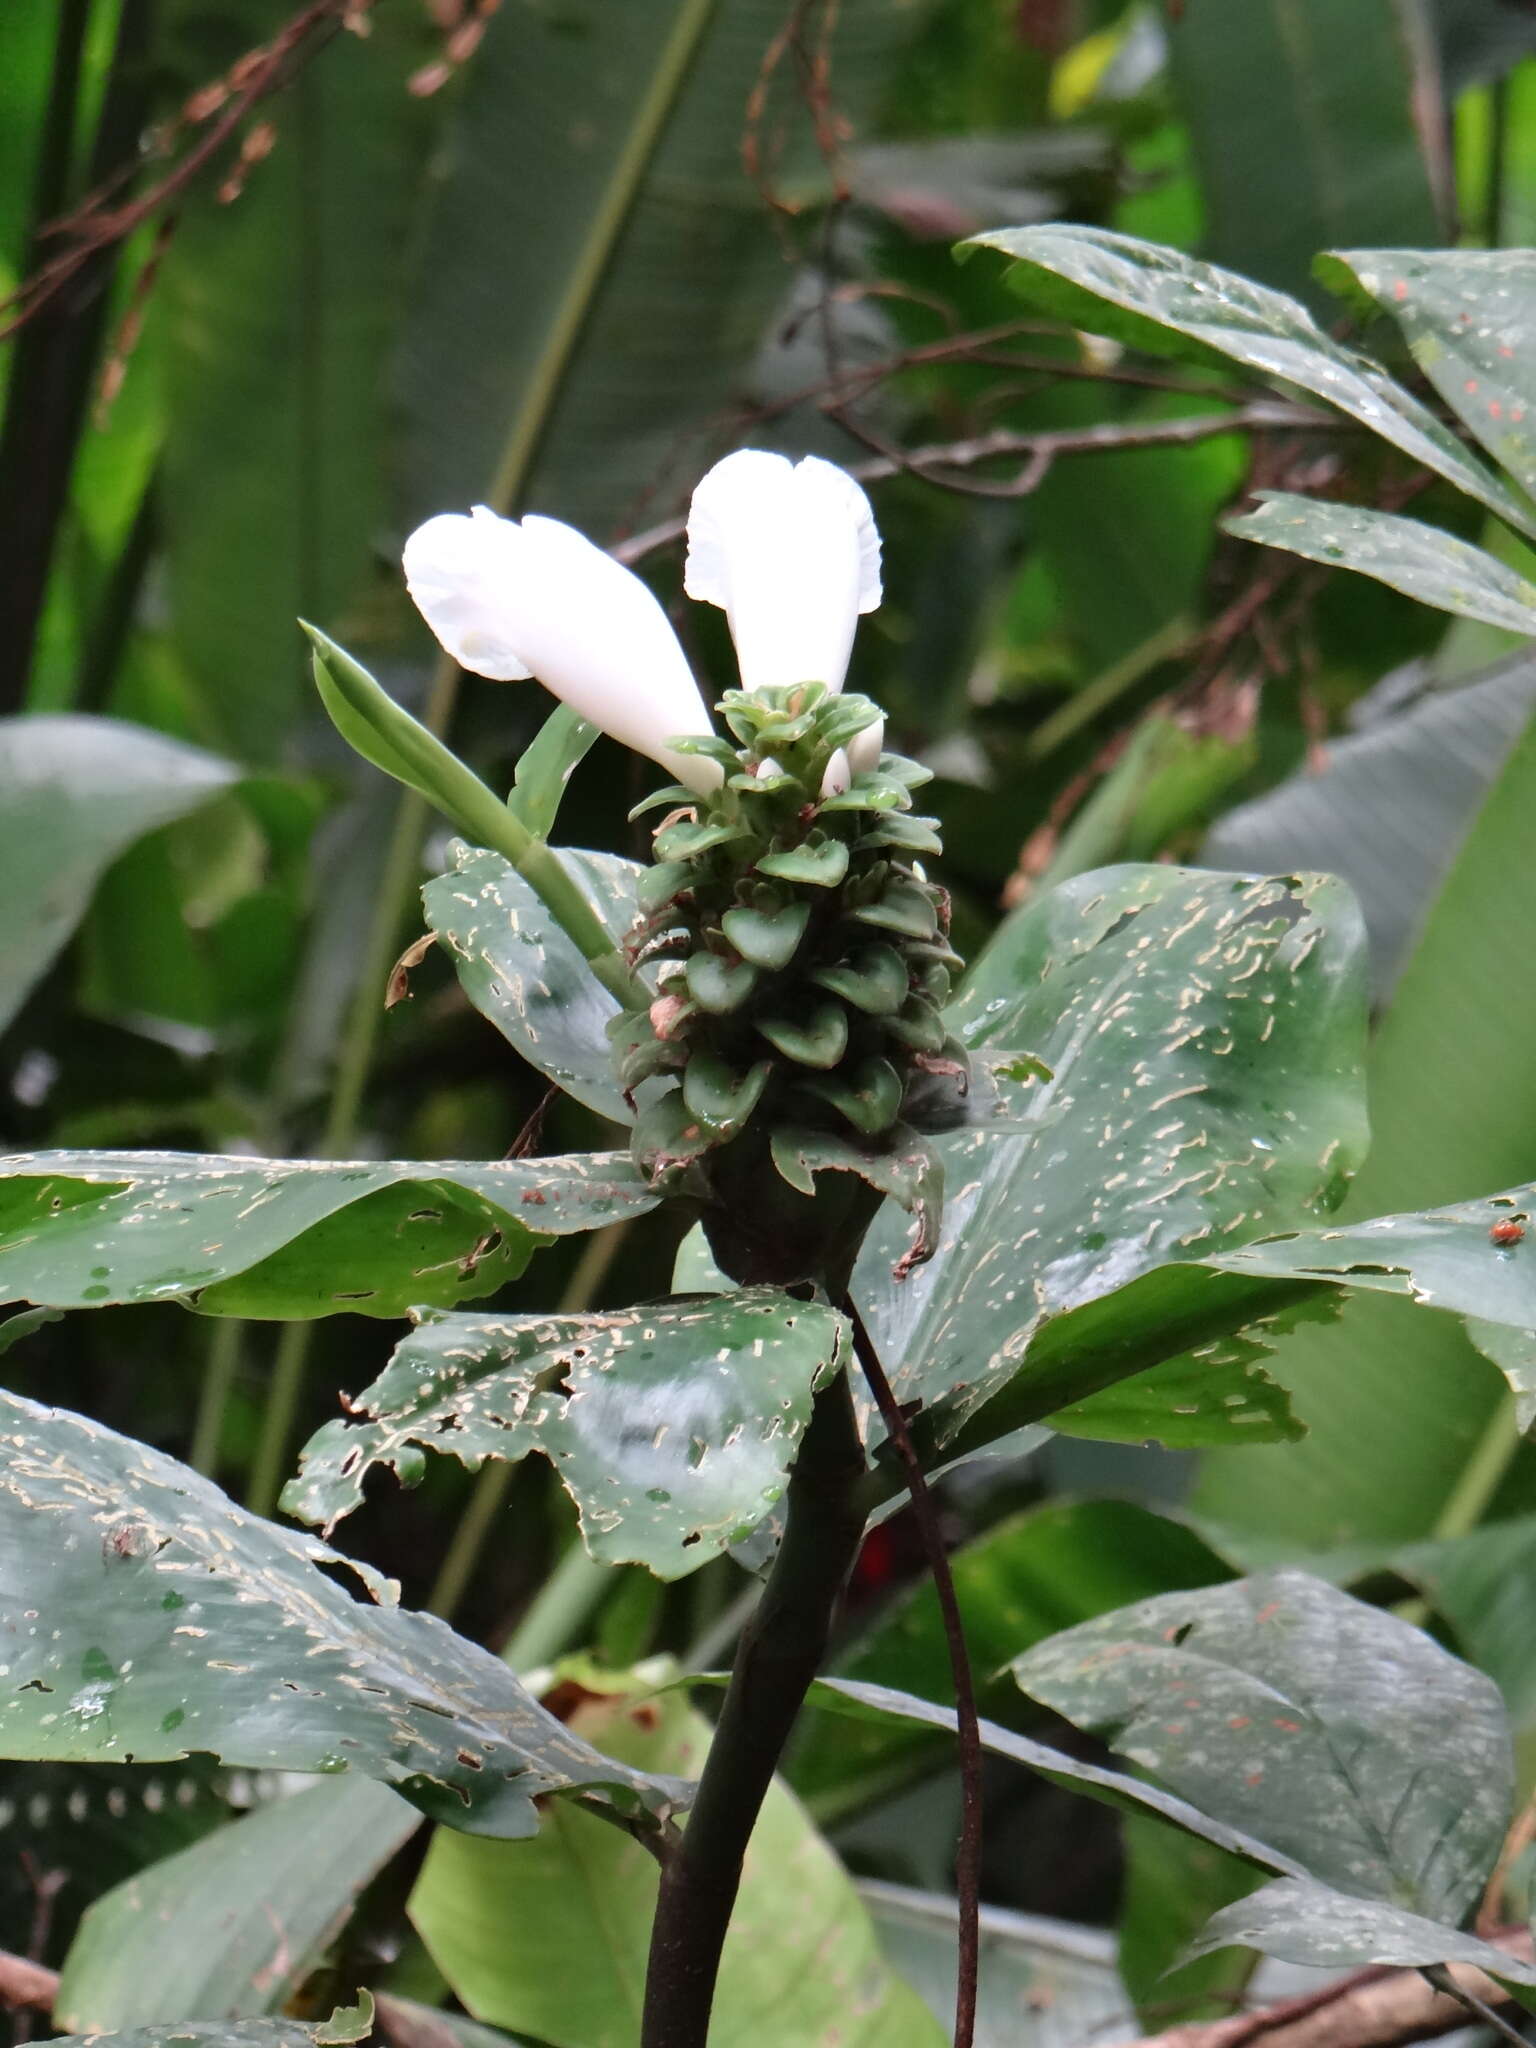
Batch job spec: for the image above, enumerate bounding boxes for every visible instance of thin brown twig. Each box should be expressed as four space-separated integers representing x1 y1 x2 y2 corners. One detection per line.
0 1950 57 2016
0 0 361 345
845 1299 979 2048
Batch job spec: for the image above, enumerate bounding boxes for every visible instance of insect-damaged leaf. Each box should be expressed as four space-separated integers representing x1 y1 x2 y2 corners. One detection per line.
852 866 1368 1455
0 1149 658 1319
33 2024 367 2048
423 843 644 1123
0 1392 680 1837
285 1292 850 1580
1010 1572 1512 1927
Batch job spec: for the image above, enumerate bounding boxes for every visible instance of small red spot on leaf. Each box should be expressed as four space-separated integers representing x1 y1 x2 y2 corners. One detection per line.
1245 1769 1264 1787
1228 1715 1251 1730
1255 1601 1281 1624
520 1189 547 1206
1465 379 1480 396
1272 1717 1301 1733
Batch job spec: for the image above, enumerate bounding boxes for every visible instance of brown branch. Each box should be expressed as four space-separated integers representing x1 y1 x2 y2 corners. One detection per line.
0 1949 58 2015
1118 1929 1533 2048
613 403 1354 562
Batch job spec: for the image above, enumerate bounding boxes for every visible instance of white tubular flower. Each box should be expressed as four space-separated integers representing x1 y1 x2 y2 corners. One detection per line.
402 505 721 794
684 450 882 709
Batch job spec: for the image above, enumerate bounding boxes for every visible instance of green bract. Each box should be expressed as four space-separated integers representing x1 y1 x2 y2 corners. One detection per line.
612 684 968 1287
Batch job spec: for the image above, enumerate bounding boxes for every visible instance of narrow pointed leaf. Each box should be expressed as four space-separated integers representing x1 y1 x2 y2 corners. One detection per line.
1187 1877 1536 1983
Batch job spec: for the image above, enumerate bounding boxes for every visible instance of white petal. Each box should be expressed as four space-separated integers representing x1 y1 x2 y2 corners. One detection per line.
847 716 884 774
819 748 852 799
403 507 720 791
685 450 881 694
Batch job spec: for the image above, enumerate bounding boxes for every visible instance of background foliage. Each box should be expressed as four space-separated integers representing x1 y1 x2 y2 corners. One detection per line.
7 0 1536 2042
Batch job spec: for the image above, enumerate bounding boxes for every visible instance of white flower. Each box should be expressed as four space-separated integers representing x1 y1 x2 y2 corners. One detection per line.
402 506 721 794
685 450 885 771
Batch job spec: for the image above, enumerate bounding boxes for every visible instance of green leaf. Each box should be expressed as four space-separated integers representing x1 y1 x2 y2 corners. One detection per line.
159 0 432 760
284 1292 850 1579
0 1391 678 1837
861 1881 1136 2048
306 629 537 866
409 1677 943 2048
1186 1875 1536 1981
0 715 236 1033
54 1779 420 2031
1225 495 1536 634
422 842 643 1123
506 704 599 840
1319 248 1536 501
808 1678 1299 1876
966 226 1534 536
1012 1571 1511 1923
792 1500 1231 1823
772 1129 943 1271
1164 1 1438 305
0 1149 657 1319
852 866 1369 1457
1205 650 1536 1000
1198 705 1536 1545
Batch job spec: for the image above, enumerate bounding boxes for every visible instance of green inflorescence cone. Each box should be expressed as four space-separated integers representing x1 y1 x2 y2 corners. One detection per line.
609 684 969 1289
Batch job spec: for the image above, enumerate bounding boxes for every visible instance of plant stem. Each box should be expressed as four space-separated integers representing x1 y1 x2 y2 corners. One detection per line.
846 1299 980 2048
189 1318 244 1477
640 1371 867 2048
1431 1390 1517 1543
246 1319 313 1518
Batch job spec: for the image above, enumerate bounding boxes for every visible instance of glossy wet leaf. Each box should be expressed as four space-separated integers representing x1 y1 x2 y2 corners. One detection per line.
55 1778 420 2031
1226 495 1536 635
852 866 1369 1456
1320 248 1536 500
284 1292 849 1579
422 843 643 1122
411 1678 942 2048
966 226 1533 535
1187 1876 1536 1981
1012 1572 1511 1922
0 1149 656 1319
861 1881 1135 2048
0 716 237 1034
0 1391 678 1837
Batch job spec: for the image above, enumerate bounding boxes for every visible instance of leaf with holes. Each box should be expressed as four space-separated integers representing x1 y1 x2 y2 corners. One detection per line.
1318 248 1536 500
965 226 1534 536
423 843 644 1122
284 1292 848 1579
0 1391 680 1837
1011 1572 1512 1924
852 866 1369 1458
55 1778 420 2032
0 1150 657 1318
34 2025 364 2048
1225 496 1536 635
